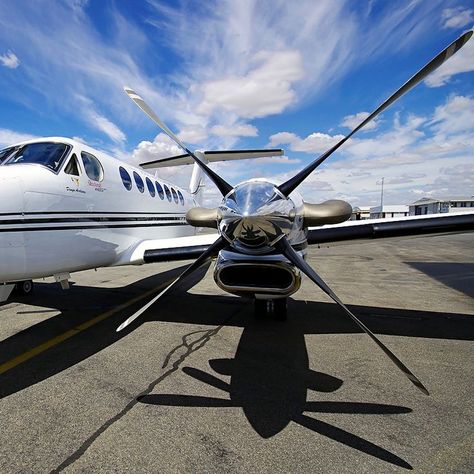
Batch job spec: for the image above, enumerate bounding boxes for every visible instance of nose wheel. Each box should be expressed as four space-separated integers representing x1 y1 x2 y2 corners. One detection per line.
15 280 34 296
254 298 287 321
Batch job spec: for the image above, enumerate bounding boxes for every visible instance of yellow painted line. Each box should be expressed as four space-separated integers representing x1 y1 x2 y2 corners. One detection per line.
0 279 172 376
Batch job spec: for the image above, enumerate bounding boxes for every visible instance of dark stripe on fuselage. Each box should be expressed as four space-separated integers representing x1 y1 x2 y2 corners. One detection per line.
0 216 186 225
0 211 187 216
0 222 189 233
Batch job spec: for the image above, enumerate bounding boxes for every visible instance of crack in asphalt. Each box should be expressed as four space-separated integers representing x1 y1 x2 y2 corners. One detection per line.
50 309 240 473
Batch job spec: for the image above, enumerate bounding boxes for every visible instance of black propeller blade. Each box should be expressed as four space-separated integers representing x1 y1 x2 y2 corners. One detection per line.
278 29 473 197
277 237 429 395
124 88 233 197
116 236 228 332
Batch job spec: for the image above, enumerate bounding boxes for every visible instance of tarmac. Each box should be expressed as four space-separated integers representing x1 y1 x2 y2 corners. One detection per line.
0 233 473 473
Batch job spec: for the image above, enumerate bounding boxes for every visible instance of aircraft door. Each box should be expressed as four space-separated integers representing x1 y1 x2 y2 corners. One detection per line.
0 176 26 281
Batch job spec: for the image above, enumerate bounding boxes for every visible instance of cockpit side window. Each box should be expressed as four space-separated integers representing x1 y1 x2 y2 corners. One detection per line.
4 142 71 172
64 154 81 176
81 151 104 182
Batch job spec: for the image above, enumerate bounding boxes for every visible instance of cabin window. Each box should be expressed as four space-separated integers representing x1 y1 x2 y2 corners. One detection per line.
155 181 164 200
4 142 71 172
81 151 104 181
171 188 178 204
119 166 132 191
134 171 144 193
163 184 172 202
146 177 155 197
64 154 80 176
177 190 184 206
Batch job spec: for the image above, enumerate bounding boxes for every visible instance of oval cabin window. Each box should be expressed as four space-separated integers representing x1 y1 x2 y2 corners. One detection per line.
146 177 155 197
171 188 179 204
133 172 144 193
155 182 164 200
164 184 172 202
119 167 132 190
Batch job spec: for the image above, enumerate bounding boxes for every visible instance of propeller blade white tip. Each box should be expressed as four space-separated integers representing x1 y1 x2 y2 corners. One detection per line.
123 87 142 101
116 318 132 332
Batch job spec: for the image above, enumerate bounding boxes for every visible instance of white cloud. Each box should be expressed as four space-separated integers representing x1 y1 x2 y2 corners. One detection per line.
131 133 182 165
340 111 378 131
425 35 474 87
0 0 452 158
0 51 19 69
0 128 38 147
261 95 474 207
197 50 304 119
211 123 258 138
88 111 126 144
430 95 474 135
441 7 473 29
268 131 345 153
177 127 208 144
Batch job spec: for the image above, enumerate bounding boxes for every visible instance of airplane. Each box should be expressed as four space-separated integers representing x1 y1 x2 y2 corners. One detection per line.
1 29 473 396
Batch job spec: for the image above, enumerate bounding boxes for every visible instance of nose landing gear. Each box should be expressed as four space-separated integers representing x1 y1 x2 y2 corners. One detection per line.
15 280 34 296
254 298 287 321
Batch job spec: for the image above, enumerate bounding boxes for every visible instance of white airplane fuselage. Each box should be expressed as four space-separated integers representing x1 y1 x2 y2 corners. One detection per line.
0 137 195 283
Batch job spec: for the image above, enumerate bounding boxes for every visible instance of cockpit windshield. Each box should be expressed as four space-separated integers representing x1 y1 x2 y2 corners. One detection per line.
0 146 17 163
3 142 71 172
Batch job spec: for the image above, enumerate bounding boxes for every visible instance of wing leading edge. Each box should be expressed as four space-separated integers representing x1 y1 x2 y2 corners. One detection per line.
307 212 474 246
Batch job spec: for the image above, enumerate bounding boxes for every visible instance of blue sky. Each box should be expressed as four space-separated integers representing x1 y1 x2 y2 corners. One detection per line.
0 0 473 206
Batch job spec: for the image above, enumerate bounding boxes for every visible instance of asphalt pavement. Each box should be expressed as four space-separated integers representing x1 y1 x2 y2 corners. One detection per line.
0 233 473 473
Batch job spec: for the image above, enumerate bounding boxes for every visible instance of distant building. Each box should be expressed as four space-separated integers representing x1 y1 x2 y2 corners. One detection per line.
350 206 371 220
409 197 474 216
370 205 409 219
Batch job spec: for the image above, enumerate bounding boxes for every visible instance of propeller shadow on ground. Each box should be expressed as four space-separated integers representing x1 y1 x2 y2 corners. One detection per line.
140 315 414 468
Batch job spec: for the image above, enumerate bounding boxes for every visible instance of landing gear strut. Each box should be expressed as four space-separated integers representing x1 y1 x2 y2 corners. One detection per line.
15 280 34 296
254 298 287 321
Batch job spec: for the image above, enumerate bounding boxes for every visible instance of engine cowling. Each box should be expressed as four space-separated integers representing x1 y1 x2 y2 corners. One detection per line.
213 249 301 298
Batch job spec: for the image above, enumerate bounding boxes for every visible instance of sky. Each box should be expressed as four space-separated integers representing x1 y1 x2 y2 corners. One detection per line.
0 0 473 207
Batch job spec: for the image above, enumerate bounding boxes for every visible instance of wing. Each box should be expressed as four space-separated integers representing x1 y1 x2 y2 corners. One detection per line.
307 212 474 246
116 233 219 265
139 149 283 169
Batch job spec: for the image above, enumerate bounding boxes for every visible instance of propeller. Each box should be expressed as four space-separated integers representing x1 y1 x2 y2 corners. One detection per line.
116 235 228 331
276 237 429 395
278 29 473 197
117 31 471 392
124 87 233 197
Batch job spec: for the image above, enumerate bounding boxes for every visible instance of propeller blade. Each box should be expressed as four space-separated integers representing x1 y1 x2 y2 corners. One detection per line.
116 235 228 332
124 87 233 197
277 237 429 395
278 29 473 197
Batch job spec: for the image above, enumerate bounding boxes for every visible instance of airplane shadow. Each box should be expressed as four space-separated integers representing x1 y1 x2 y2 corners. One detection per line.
406 262 474 298
1 270 473 468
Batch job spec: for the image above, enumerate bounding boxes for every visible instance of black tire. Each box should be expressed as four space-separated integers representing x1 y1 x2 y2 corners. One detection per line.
254 298 287 321
16 280 34 296
254 298 267 319
273 298 287 321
